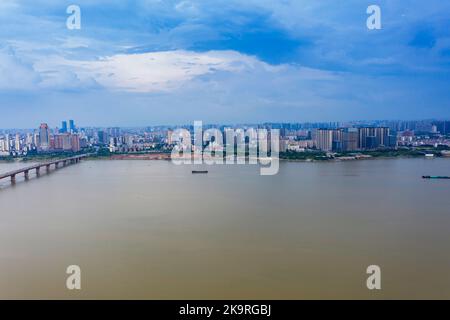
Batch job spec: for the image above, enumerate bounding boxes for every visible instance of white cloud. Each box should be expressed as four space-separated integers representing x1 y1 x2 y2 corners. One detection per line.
174 1 199 16
34 50 290 92
0 49 40 90
0 47 339 93
60 37 91 49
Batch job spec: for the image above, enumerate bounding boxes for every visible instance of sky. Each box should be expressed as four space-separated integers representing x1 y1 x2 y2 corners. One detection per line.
0 0 449 128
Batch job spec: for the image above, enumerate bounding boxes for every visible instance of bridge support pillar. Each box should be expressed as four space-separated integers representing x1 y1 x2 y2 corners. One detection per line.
46 164 51 172
36 167 40 176
11 174 16 184
24 170 29 180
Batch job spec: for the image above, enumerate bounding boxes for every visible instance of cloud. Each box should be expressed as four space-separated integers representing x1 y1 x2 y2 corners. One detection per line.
33 50 290 92
0 48 40 91
174 1 199 16
0 0 450 127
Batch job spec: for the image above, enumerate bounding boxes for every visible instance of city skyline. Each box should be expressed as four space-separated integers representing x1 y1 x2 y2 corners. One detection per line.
1 1 450 127
2 118 449 158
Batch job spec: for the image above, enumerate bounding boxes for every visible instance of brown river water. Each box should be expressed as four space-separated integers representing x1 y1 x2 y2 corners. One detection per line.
0 158 450 299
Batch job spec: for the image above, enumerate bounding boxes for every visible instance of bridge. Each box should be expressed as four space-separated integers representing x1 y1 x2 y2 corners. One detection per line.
0 154 90 184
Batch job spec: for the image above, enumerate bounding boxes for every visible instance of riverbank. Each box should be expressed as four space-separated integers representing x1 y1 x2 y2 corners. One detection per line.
2 149 449 164
110 153 171 160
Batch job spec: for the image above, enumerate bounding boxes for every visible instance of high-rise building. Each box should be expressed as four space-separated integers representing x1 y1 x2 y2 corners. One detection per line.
69 120 76 133
108 127 121 138
14 133 20 151
26 133 33 147
33 132 39 146
71 135 80 152
4 134 10 151
54 134 64 150
54 133 81 152
97 131 109 145
388 134 397 148
332 129 344 152
167 130 173 145
315 129 333 152
343 128 359 151
358 127 390 150
376 127 390 147
60 121 68 133
358 127 374 150
431 125 438 133
315 127 392 151
38 123 50 151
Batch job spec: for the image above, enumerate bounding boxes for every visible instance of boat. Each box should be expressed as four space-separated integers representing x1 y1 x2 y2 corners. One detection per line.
192 170 208 174
422 176 450 179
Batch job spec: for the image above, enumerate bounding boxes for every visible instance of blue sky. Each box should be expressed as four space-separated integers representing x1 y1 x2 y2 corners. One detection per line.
0 0 449 128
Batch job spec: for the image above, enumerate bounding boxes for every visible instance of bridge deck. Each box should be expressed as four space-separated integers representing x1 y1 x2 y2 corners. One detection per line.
0 154 89 180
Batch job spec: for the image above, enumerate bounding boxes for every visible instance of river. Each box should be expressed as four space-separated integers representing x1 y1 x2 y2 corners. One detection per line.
0 158 449 299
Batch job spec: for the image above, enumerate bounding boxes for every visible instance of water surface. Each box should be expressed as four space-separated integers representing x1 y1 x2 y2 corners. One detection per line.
0 158 449 299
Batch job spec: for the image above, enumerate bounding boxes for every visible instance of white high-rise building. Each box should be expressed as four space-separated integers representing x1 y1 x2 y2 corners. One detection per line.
15 133 21 151
315 129 333 152
4 134 10 151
